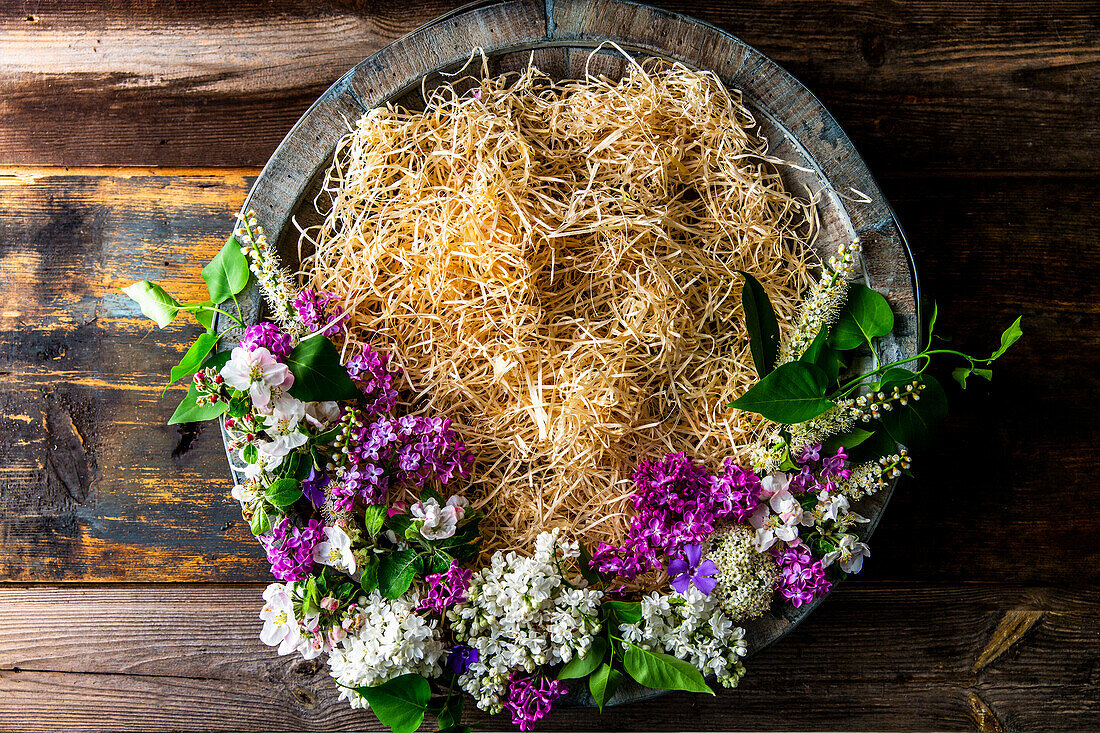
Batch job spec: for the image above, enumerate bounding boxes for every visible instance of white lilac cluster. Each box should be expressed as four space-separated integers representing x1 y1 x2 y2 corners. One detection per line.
327 589 446 708
706 524 778 622
619 588 748 688
447 529 603 713
777 239 862 365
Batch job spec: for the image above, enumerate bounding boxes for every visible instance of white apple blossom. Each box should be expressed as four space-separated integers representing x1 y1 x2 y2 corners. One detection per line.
748 473 815 551
304 400 341 429
220 346 293 412
821 534 871 573
259 582 304 656
312 524 357 575
256 395 308 465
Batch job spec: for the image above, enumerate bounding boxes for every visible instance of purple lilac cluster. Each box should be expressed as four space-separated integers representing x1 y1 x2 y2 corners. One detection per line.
504 674 567 732
789 444 853 493
239 322 293 358
293 289 348 337
344 344 400 416
419 560 473 614
332 415 472 510
590 452 762 579
259 517 325 581
773 544 832 608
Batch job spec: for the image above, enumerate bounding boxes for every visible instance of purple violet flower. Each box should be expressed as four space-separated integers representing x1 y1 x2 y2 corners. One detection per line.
300 464 329 508
774 545 832 608
239 322 293 359
259 517 324 581
447 644 479 675
504 674 567 731
667 543 718 596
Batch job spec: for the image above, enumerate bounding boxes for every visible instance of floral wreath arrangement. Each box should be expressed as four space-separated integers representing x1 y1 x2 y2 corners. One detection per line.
124 58 1022 733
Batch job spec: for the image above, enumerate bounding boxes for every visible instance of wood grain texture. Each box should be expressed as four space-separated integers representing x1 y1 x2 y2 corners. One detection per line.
0 583 1096 731
0 0 1097 172
1 169 1096 585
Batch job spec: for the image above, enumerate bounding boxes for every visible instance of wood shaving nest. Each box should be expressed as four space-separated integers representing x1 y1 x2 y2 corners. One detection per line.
296 55 817 574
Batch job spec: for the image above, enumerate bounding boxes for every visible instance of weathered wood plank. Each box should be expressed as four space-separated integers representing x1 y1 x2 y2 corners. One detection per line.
0 583 1095 730
0 168 1096 583
0 0 1096 172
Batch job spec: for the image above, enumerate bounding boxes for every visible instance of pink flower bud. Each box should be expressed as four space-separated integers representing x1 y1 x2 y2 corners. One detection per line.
320 596 339 612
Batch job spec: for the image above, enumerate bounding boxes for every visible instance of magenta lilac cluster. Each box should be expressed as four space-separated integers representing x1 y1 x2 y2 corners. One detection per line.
590 452 761 579
293 289 349 337
239 322 293 358
259 517 324 581
344 344 399 416
419 560 473 614
332 415 473 510
790 444 852 493
773 544 832 608
504 674 568 732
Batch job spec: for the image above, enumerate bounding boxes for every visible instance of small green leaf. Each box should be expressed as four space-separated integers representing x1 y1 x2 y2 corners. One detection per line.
879 374 948 452
201 236 250 305
874 366 918 392
577 541 603 587
355 674 430 733
304 575 321 614
183 300 216 331
265 477 303 508
589 663 623 712
431 690 464 730
924 300 939 349
249 508 272 536
738 271 781 377
952 366 993 390
828 283 895 350
167 382 227 425
122 281 180 328
285 336 362 403
989 316 1023 361
603 600 642 624
558 637 608 680
359 559 379 594
167 331 220 387
729 361 834 424
363 504 387 539
821 427 875 454
622 644 713 695
378 549 419 599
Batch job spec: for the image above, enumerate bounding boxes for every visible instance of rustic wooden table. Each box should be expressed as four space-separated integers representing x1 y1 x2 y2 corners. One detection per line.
1 1 1097 731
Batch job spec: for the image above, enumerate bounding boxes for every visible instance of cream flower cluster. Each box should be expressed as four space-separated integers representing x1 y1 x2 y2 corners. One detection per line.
327 589 446 708
778 239 862 364
706 524 778 622
448 530 603 713
619 588 748 688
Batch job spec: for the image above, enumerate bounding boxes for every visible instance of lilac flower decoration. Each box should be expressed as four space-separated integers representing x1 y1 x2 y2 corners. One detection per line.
798 443 822 465
447 644 479 675
821 447 852 479
239 322 293 358
293 289 348 337
667 543 718 596
259 517 324 581
504 674 567 731
419 561 473 614
774 545 832 608
344 344 400 417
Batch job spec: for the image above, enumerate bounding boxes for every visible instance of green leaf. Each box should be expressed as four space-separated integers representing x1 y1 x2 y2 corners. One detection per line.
356 674 430 733
924 300 939 350
359 559 379 594
431 691 464 731
845 424 898 464
879 374 948 452
874 366 918 392
738 271 781 377
265 477 303 508
799 325 843 387
828 283 895 350
201 236 250 305
989 316 1023 361
249 508 271 536
821 427 875 455
589 663 623 712
577 541 603 587
285 336 362 403
122 281 180 328
168 382 227 425
603 600 642 624
378 549 419 599
952 366 993 390
729 361 834 424
167 331 220 387
558 637 608 680
622 644 713 695
363 504 387 539
182 300 216 331
304 575 321 614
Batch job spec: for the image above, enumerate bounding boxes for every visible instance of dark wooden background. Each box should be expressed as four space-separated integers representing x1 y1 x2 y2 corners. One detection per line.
0 1 1097 730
